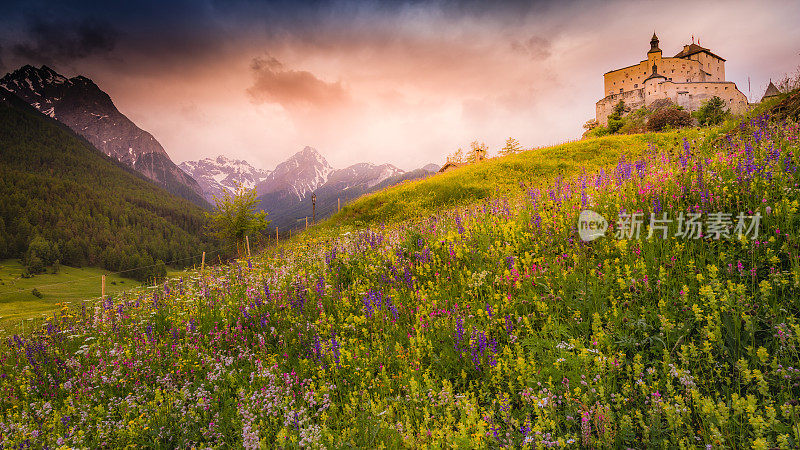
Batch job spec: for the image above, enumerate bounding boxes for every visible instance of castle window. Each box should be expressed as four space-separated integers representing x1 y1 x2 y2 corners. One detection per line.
619 88 623 93
634 84 638 88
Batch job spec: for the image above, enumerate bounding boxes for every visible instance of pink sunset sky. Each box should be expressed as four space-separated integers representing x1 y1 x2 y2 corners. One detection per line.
2 0 799 170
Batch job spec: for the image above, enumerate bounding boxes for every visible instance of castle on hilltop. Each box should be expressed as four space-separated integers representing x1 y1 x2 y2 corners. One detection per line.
596 33 748 125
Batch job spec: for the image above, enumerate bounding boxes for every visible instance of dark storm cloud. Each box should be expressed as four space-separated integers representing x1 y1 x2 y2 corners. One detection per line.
247 56 349 109
12 15 118 64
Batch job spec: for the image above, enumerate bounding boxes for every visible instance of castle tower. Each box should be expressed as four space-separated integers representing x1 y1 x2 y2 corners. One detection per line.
648 33 661 54
647 32 662 72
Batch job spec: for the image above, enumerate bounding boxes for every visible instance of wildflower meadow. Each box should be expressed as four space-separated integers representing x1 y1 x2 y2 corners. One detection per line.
1 112 800 448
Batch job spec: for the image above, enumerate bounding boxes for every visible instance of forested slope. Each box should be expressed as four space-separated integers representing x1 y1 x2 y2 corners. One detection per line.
0 90 217 280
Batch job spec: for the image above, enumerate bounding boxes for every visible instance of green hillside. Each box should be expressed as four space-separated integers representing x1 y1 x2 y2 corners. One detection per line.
0 90 218 281
330 130 704 228
2 93 799 447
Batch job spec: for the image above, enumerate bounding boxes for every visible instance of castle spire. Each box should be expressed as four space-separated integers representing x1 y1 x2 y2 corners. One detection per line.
648 32 661 54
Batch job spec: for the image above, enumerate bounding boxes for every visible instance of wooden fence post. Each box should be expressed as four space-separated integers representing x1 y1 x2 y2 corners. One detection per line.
338 198 340 212
305 217 308 230
276 226 279 244
246 236 251 257
201 251 205 272
101 275 106 298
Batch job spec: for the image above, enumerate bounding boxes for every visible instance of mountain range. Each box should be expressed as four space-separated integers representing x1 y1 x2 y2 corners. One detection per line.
0 65 208 207
180 148 439 231
1 63 441 238
178 156 272 203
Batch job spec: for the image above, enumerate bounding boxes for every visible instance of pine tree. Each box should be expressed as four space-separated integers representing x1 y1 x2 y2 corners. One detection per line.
454 148 465 163
499 138 522 157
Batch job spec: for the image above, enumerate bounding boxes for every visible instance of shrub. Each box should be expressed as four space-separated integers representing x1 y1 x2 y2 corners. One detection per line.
694 96 730 126
31 288 42 298
26 255 45 274
607 118 624 134
619 107 651 134
584 125 609 139
647 107 693 131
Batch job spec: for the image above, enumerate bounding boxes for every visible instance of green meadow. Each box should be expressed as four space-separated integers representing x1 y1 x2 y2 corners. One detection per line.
0 259 189 334
328 129 705 229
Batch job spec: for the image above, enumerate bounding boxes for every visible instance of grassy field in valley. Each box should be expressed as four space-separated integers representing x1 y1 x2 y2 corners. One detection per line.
0 260 194 335
0 260 138 333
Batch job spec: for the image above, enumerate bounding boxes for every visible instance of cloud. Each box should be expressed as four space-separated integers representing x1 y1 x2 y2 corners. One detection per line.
511 35 551 60
246 56 350 110
12 15 118 64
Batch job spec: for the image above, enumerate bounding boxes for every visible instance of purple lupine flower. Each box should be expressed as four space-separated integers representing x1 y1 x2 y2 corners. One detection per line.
505 315 513 336
316 276 325 296
324 247 338 265
363 293 374 318
331 333 341 366
784 154 796 173
314 334 323 359
531 213 542 229
478 331 487 355
680 139 690 169
455 317 464 351
652 196 662 215
388 299 399 323
403 267 413 289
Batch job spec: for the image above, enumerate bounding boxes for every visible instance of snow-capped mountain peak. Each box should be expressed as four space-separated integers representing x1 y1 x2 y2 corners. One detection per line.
256 146 333 200
326 162 404 190
179 156 271 203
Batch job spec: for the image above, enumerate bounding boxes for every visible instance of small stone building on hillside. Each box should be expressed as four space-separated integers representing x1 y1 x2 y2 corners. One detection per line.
762 81 782 102
596 34 748 125
439 147 487 173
